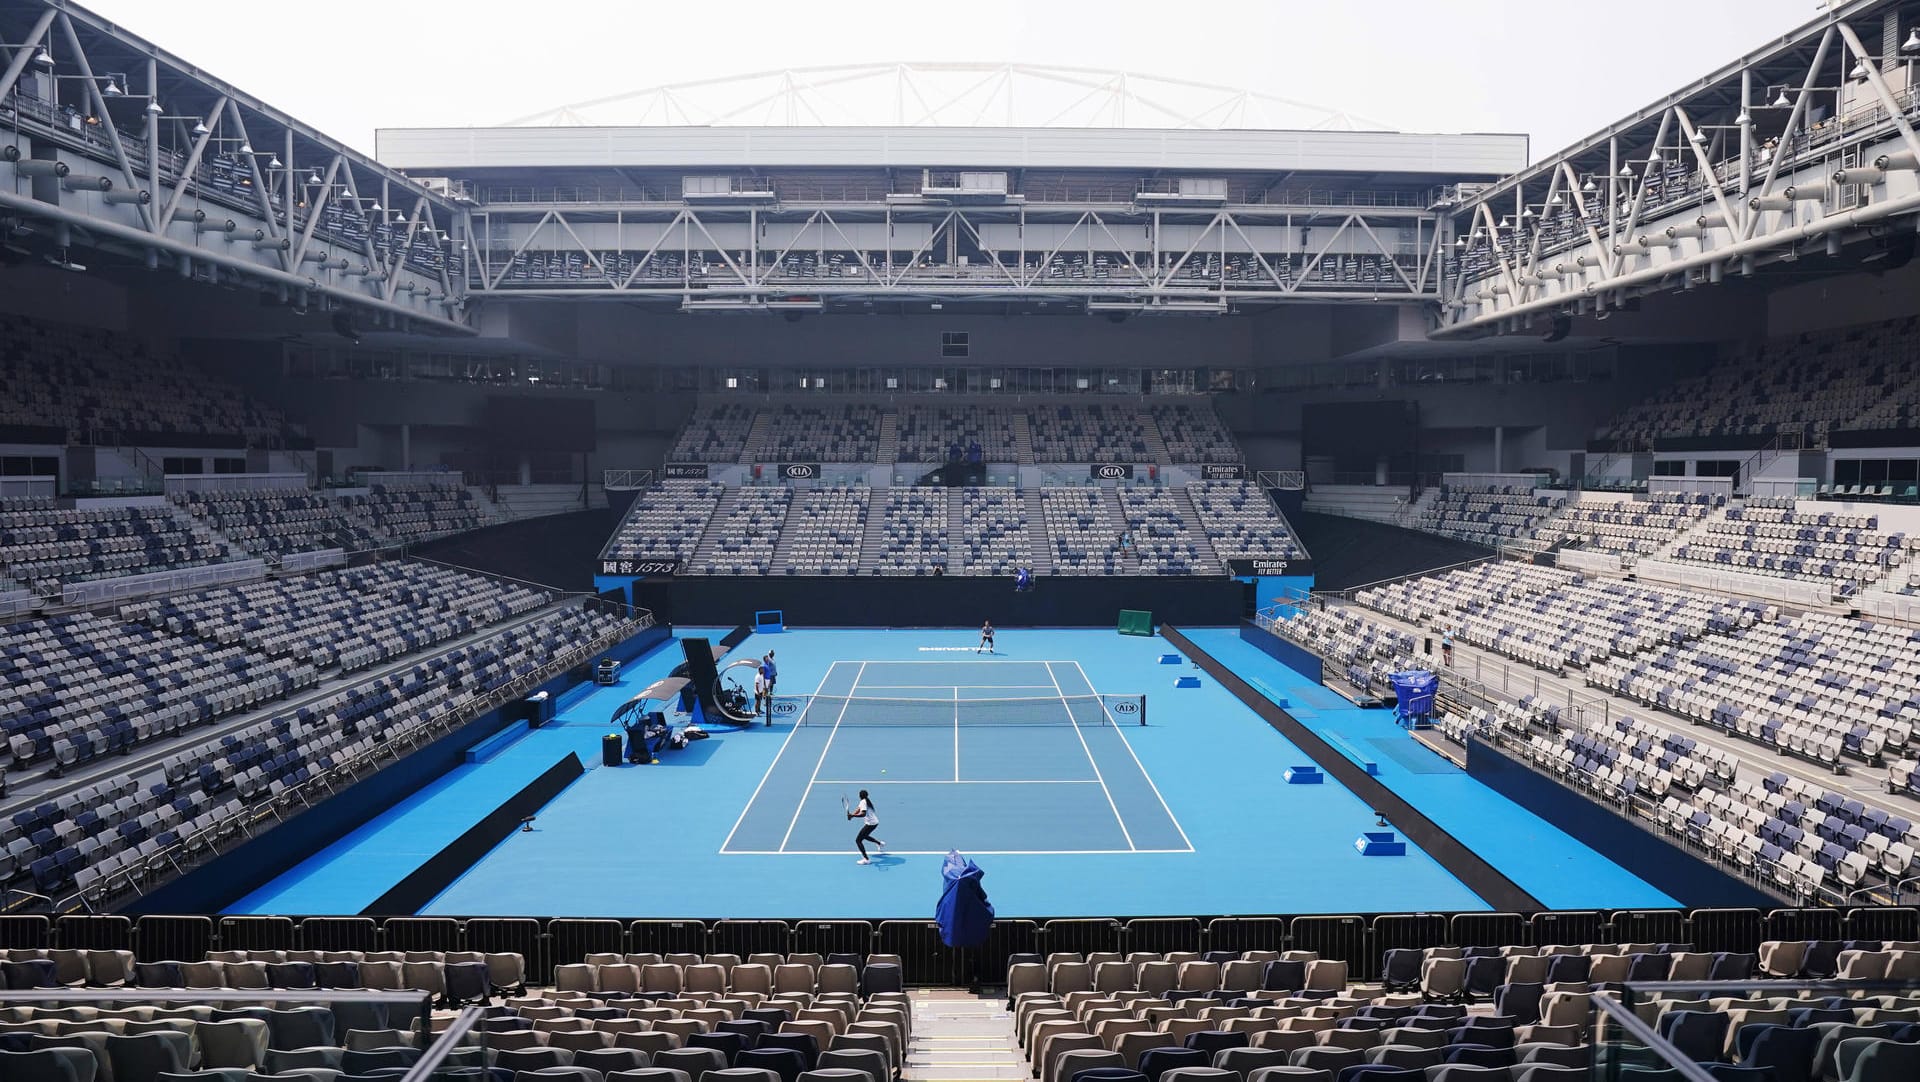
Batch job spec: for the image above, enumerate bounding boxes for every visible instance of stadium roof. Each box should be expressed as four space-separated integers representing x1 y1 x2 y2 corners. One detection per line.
377 125 1528 179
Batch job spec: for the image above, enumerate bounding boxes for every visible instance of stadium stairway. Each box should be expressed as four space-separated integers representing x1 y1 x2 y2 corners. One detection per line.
1012 414 1036 465
690 486 752 569
767 490 807 570
909 992 1021 1081
1173 486 1227 571
857 489 893 573
1137 409 1171 466
1022 490 1055 574
1102 486 1141 573
738 411 773 464
877 409 901 465
947 493 966 569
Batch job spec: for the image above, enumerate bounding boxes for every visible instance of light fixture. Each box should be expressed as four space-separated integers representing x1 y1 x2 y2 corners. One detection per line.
1582 178 1597 193
1498 216 1511 228
102 78 122 96
1849 59 1870 81
1772 89 1791 107
1548 194 1564 207
1648 148 1663 163
239 142 253 155
1521 207 1536 220
145 100 162 116
1619 164 1633 178
1453 236 1467 248
1736 111 1752 125
1691 129 1709 144
191 120 209 137
1905 28 1920 51
31 47 53 69
369 202 382 213
267 155 282 169
308 172 322 186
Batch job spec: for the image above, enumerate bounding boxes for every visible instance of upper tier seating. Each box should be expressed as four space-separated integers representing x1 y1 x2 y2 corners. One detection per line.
1669 498 1913 594
1115 488 1216 575
1041 488 1121 575
1029 405 1151 463
1535 493 1721 558
671 402 757 462
340 483 484 544
1605 314 1920 444
2 601 634 905
1189 481 1306 563
1149 402 1240 463
959 489 1032 575
0 314 294 444
174 487 375 556
0 499 231 595
1417 484 1566 549
603 482 725 564
688 486 791 575
872 488 948 574
0 611 319 773
781 488 869 574
760 405 881 462
895 405 1019 463
122 562 550 671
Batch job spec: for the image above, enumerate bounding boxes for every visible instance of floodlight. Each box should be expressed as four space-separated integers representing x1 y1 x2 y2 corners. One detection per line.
103 78 121 96
1582 178 1597 193
1736 111 1752 125
267 155 282 169
191 120 209 137
1849 59 1870 81
1772 89 1791 107
145 100 162 116
31 48 53 69
308 172 323 186
1905 28 1920 51
239 143 253 155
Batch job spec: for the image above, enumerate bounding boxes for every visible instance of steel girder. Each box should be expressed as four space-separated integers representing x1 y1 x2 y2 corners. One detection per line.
464 202 1446 307
0 0 471 333
1442 0 1920 338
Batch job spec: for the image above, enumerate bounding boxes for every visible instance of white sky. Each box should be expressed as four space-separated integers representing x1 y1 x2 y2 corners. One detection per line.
78 0 1822 163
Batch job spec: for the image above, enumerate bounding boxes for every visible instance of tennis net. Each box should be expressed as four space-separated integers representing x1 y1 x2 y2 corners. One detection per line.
777 693 1146 728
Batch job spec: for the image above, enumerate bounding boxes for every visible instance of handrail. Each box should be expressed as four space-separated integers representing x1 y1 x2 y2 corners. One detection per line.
402 1004 487 1082
1589 992 1719 1082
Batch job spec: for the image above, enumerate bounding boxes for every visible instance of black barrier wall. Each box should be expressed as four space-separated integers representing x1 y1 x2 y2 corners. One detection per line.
1464 735 1786 908
636 575 1245 627
1238 617 1323 684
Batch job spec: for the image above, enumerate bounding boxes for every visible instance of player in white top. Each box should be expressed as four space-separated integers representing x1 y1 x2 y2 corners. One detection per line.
847 790 887 864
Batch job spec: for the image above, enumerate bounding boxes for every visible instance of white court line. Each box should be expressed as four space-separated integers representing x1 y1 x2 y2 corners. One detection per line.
953 685 961 783
854 684 1060 690
718 659 835 854
1048 661 1136 852
812 779 1105 785
777 661 866 853
1073 659 1195 853
729 848 1194 856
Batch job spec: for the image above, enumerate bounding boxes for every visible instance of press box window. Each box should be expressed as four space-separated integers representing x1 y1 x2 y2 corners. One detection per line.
941 331 969 358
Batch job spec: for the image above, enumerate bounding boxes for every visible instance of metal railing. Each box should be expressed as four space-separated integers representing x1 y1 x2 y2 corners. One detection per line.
602 468 658 490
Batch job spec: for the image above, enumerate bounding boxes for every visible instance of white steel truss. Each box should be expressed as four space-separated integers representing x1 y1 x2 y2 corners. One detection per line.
465 203 1445 308
1443 0 1920 337
0 0 469 333
502 62 1390 132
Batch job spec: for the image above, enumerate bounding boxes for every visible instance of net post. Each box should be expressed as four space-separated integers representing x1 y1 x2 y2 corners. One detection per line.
1137 693 1148 726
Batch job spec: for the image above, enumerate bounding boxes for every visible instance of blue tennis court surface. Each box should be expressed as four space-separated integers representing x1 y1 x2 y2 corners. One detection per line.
230 625 1666 918
722 659 1189 855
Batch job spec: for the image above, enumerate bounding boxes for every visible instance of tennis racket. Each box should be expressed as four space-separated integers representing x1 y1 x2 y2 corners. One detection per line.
841 793 851 818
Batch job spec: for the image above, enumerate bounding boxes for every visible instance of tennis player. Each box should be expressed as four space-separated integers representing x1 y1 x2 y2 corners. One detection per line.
847 790 887 864
978 620 995 654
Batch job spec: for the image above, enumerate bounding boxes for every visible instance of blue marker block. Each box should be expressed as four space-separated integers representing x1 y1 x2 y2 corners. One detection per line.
1175 675 1201 688
1354 831 1407 856
1284 766 1323 784
1160 654 1182 665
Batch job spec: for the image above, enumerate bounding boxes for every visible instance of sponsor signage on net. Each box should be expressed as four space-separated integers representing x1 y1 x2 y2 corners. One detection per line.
661 463 709 479
780 463 823 480
1090 463 1135 480
1201 463 1246 480
1110 698 1140 716
600 559 681 577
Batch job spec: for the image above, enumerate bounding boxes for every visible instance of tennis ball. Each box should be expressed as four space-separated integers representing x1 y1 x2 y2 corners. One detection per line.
881 769 887 774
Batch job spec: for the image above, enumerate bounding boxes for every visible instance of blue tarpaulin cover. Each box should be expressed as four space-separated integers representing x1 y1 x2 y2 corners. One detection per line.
1391 670 1439 720
935 849 995 948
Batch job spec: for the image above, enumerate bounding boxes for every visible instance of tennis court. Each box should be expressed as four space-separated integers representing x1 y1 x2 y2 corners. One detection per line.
720 660 1190 855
